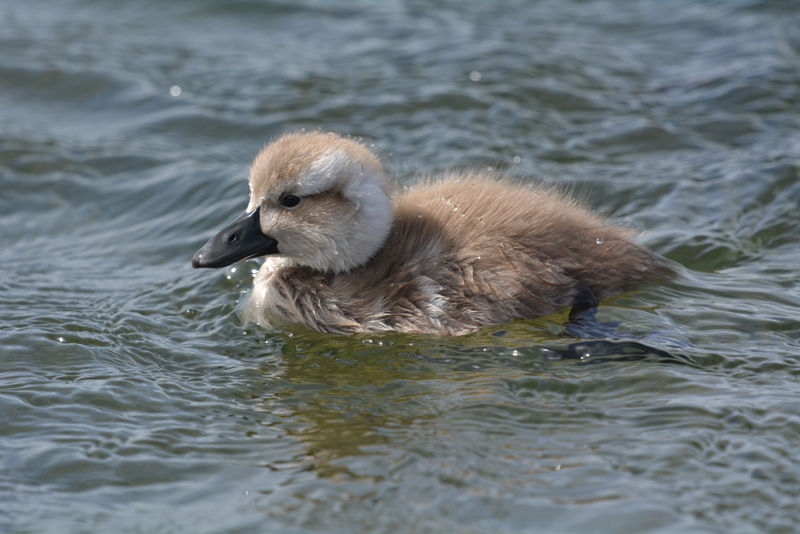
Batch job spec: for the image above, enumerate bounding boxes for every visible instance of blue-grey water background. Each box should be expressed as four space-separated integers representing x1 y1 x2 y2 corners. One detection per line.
2 0 800 532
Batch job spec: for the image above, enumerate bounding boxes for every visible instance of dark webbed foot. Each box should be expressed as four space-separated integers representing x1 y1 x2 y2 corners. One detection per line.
568 282 600 324
555 282 689 365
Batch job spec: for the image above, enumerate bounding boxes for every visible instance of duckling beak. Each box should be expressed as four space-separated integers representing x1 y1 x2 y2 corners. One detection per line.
191 207 279 269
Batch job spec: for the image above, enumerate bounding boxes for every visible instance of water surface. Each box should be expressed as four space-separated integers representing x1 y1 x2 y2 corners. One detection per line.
2 1 800 532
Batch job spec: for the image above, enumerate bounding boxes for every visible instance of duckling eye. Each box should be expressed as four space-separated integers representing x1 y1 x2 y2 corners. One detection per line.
280 194 301 208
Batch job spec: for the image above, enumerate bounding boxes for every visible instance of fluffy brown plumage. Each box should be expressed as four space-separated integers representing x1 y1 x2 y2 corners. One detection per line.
192 131 661 336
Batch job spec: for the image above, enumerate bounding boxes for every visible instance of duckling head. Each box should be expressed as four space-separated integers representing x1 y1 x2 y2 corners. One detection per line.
192 131 393 273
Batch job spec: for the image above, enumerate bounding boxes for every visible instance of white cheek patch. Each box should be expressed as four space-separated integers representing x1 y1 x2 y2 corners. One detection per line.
301 149 393 272
297 148 351 196
343 169 393 259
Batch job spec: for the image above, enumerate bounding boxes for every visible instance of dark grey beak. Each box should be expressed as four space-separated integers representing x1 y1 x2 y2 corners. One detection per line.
191 207 279 269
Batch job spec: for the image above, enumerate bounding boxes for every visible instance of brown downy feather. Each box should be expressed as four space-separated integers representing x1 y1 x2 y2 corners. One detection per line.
201 131 662 336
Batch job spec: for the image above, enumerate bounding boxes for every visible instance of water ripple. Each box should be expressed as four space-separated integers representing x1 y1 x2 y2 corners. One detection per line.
2 0 800 533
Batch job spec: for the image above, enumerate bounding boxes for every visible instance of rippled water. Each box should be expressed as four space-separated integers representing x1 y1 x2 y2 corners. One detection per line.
2 1 800 532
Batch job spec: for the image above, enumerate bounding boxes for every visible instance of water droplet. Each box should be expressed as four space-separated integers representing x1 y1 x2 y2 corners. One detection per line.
300 127 306 132
169 85 181 96
513 156 521 163
57 337 65 343
487 166 494 172
596 238 604 245
469 70 482 82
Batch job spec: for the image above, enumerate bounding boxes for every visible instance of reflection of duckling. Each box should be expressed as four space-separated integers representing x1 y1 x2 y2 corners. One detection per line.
193 131 661 335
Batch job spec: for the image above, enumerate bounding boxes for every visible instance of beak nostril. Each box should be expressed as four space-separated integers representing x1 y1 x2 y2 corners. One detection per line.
193 206 277 269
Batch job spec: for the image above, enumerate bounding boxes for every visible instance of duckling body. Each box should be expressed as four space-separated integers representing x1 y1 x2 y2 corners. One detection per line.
193 131 660 336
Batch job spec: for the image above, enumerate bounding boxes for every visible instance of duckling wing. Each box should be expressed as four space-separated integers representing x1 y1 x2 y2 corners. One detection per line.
443 244 582 325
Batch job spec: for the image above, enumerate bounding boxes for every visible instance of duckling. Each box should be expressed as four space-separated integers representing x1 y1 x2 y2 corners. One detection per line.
192 131 661 336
